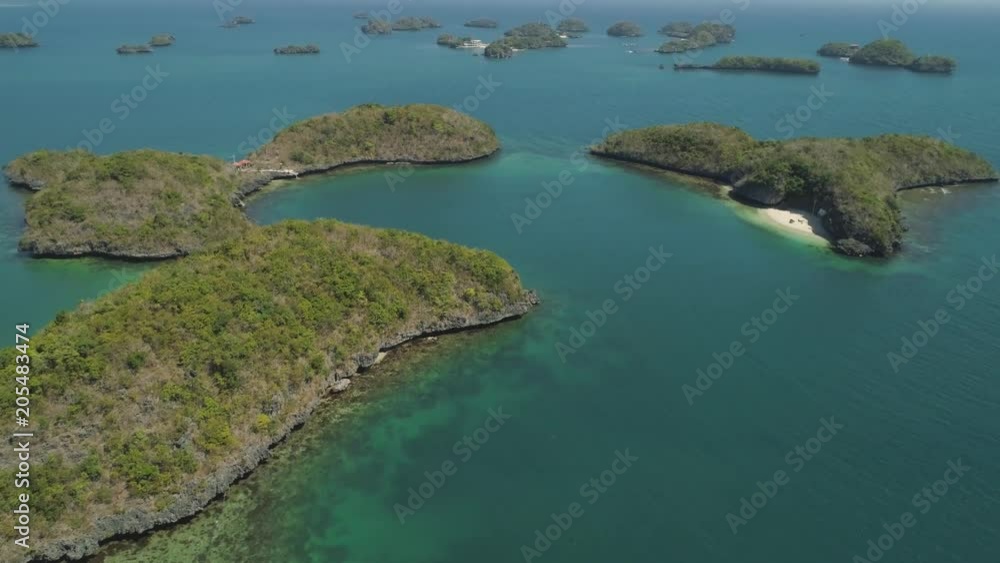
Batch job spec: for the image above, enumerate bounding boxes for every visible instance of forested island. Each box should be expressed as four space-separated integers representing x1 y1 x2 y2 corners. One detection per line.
274 44 320 55
656 22 735 54
150 33 175 47
607 21 643 37
362 19 393 35
0 32 38 48
591 123 997 257
557 18 589 34
465 18 498 28
675 56 820 74
392 16 441 31
484 23 568 59
116 44 153 55
848 39 957 73
0 219 537 563
5 104 500 259
817 42 860 58
221 16 255 28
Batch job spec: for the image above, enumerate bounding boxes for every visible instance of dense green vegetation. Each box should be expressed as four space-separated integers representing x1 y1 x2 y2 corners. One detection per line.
909 55 957 73
150 33 175 47
0 32 38 48
659 22 694 37
675 56 821 74
251 104 499 170
607 21 643 37
6 150 250 258
6 105 496 259
116 44 153 54
392 16 441 31
437 34 471 48
465 18 498 28
817 42 860 58
656 22 736 54
362 19 392 35
0 220 534 558
557 18 589 33
849 38 956 73
485 23 568 59
274 44 320 55
591 123 997 257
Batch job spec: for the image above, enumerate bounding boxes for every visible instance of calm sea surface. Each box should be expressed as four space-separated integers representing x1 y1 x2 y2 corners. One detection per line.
1 1 998 561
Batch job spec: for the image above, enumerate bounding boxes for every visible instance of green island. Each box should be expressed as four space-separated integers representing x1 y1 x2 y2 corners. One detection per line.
0 219 537 563
674 56 820 75
465 18 498 28
557 18 589 34
150 33 175 47
607 21 643 37
391 16 441 31
274 44 320 55
0 32 39 48
437 34 473 48
656 22 736 54
231 16 254 25
5 150 251 259
590 123 998 257
116 44 153 55
5 104 500 259
849 38 957 73
362 19 393 35
484 23 568 59
817 42 860 58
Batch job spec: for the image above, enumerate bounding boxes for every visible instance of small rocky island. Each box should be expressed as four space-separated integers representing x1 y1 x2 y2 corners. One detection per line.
817 42 860 58
116 44 154 55
353 11 369 19
557 17 589 34
221 16 255 28
591 123 997 257
674 56 820 74
150 33 175 47
0 217 536 563
0 32 38 48
6 104 501 259
437 34 481 49
607 21 643 37
465 18 499 28
484 23 568 59
656 22 735 54
848 39 956 73
392 16 441 31
362 19 393 35
274 44 320 55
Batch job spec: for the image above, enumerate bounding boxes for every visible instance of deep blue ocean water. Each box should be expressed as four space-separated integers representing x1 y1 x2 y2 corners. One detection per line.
1 1 998 562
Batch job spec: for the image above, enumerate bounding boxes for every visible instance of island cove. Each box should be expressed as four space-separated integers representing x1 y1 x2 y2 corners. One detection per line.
0 220 537 563
4 104 499 260
591 123 997 257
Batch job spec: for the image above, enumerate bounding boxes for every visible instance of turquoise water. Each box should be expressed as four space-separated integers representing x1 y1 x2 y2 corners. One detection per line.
3 1 1000 562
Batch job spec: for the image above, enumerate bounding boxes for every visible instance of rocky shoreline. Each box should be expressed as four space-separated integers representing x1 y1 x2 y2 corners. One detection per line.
22 292 538 563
